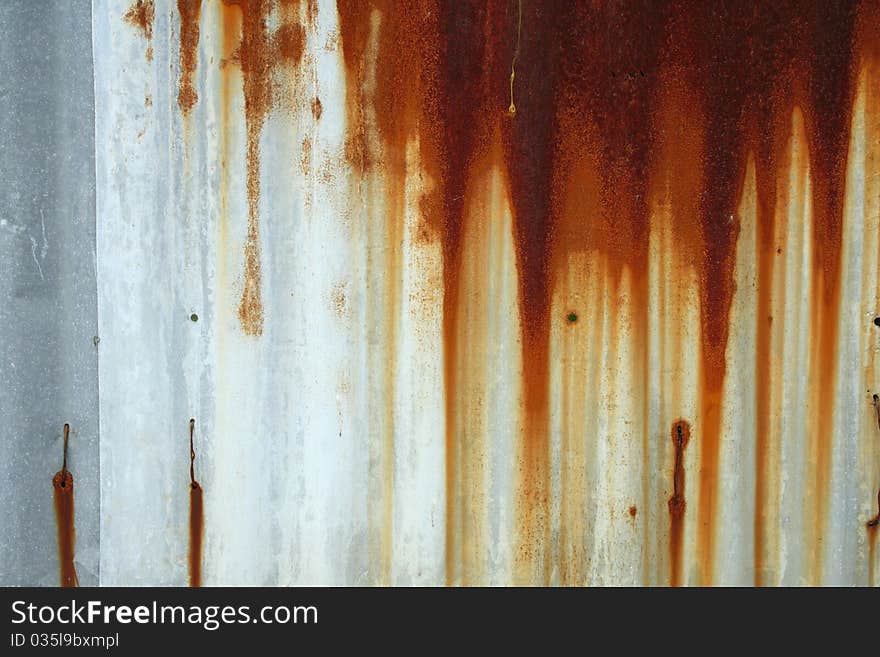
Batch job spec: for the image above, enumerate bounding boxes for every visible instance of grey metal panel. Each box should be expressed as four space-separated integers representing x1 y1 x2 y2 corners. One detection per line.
0 0 99 586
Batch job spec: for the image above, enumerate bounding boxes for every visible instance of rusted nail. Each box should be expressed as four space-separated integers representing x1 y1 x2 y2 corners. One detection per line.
189 417 197 489
61 422 70 484
869 397 880 528
872 394 880 432
189 418 203 588
668 419 691 587
53 423 78 587
669 422 688 516
868 488 880 528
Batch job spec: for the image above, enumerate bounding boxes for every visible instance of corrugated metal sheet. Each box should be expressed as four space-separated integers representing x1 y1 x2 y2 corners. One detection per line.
0 0 99 587
3 0 880 586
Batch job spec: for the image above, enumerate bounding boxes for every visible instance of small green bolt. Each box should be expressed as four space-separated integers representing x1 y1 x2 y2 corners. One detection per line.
190 313 199 322
566 312 578 324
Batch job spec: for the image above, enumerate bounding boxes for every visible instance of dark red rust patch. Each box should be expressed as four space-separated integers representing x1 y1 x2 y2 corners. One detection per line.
189 418 203 588
177 1 203 114
628 505 637 519
311 96 323 120
124 0 155 62
52 424 78 588
668 420 690 588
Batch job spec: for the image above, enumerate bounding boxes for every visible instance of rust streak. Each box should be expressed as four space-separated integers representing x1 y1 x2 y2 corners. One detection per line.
177 1 203 114
668 420 690 588
333 1 866 585
802 2 858 586
52 423 78 588
124 0 154 62
189 418 203 588
223 0 306 337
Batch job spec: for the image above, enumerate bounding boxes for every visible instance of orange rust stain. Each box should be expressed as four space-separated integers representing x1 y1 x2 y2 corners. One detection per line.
556 252 595 586
668 420 690 588
311 96 323 120
189 419 204 587
801 2 858 588
753 132 790 587
124 0 154 62
629 506 638 519
52 424 78 588
222 0 306 337
177 1 203 114
335 1 866 584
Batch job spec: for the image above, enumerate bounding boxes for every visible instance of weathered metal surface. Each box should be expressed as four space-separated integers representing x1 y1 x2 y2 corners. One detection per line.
87 0 880 586
0 0 99 586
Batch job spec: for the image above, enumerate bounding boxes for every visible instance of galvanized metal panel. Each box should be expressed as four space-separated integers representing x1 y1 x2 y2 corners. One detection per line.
0 0 99 586
0 0 873 586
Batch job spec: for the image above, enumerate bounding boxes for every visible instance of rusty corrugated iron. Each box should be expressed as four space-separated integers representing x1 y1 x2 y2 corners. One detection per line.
86 0 880 585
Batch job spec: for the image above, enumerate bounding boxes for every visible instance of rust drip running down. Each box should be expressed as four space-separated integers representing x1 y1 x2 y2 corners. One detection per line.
188 418 204 587
52 423 78 587
334 2 867 583
177 1 203 114
223 0 306 337
668 420 690 587
124 0 155 62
